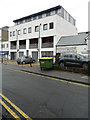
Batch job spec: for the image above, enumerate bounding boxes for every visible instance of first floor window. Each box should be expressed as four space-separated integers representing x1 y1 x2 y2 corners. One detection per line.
18 30 21 35
41 51 53 57
43 24 48 30
1 44 5 48
28 27 32 33
35 26 39 32
49 22 54 29
7 44 8 48
23 28 27 34
13 31 15 36
10 32 12 37
19 52 24 57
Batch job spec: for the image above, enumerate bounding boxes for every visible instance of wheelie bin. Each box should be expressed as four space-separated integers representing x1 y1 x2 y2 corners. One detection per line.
39 57 53 70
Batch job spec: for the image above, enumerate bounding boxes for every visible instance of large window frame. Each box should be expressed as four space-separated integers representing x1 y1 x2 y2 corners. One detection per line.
35 26 39 32
49 22 54 29
43 24 48 30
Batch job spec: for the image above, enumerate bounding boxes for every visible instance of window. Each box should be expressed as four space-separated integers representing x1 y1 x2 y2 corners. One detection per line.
23 28 27 34
27 18 32 22
33 16 37 20
49 22 54 29
42 14 46 18
19 52 24 57
50 10 56 15
35 26 39 32
46 12 50 17
7 44 8 48
63 54 68 58
61 7 64 18
41 51 53 57
38 15 42 19
43 24 48 30
13 31 15 36
69 55 72 58
18 30 21 35
1 44 5 48
75 55 77 59
28 27 32 33
10 32 12 37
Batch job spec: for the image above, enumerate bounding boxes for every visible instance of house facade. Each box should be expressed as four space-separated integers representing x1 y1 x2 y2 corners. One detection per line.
56 32 88 57
9 5 78 61
0 26 9 60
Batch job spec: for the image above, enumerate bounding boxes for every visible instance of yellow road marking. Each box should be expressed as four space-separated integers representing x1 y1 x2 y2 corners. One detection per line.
6 68 90 88
0 93 32 120
0 99 21 120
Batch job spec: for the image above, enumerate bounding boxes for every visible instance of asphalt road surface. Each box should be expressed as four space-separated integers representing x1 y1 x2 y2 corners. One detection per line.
1 64 88 119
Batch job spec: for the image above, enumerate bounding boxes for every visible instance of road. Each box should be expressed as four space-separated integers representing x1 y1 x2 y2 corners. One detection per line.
1 64 88 119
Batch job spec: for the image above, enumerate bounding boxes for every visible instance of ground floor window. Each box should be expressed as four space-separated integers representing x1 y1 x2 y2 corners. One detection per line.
32 51 38 61
41 51 53 57
19 52 24 57
10 52 16 60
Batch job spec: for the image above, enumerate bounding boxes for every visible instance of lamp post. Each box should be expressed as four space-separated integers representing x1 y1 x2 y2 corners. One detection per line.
16 29 19 59
38 24 41 59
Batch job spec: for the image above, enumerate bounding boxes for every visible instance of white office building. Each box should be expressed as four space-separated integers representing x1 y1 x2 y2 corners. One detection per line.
9 5 78 61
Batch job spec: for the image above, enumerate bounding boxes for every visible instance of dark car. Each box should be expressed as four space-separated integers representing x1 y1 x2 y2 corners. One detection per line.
17 56 35 64
58 53 88 69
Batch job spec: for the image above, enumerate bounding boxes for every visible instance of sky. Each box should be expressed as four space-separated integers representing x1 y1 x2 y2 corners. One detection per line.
0 0 89 32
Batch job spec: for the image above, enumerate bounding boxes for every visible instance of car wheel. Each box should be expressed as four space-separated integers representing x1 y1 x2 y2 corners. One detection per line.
60 62 64 67
82 63 88 69
33 60 35 63
22 61 26 64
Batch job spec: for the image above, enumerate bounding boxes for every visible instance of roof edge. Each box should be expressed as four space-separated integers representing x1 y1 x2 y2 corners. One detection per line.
13 5 61 22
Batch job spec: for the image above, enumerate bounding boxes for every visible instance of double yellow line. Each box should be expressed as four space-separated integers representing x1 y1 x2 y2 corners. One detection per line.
0 93 32 120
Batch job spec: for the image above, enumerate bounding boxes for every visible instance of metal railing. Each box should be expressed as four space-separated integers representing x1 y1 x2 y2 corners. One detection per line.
10 45 17 49
42 42 53 48
29 44 38 49
19 45 26 49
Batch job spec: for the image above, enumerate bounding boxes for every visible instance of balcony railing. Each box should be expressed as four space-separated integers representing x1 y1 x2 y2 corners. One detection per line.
10 45 17 49
29 44 38 49
19 45 26 49
42 42 53 48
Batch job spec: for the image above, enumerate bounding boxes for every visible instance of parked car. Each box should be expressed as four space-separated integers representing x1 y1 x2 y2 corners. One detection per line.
58 53 88 69
17 56 35 64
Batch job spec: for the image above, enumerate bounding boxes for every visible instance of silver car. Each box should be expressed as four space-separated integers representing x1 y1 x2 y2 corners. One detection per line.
17 56 35 64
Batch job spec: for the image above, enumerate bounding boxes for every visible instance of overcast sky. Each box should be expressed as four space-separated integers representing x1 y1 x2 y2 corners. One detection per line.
0 0 89 32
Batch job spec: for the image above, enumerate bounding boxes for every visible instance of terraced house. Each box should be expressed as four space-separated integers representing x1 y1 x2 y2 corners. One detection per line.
9 5 78 61
0 26 9 61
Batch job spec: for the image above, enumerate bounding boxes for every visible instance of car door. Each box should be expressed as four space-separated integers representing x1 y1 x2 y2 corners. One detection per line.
70 54 79 66
63 54 69 66
66 54 74 66
74 55 81 66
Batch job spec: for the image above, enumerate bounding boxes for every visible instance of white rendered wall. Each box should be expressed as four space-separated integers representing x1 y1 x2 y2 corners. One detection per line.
9 14 78 59
57 45 87 55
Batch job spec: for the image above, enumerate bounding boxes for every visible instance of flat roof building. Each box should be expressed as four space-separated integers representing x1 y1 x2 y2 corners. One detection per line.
9 5 78 61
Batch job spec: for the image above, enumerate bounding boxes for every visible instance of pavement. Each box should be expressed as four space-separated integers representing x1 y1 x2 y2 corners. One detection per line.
3 60 90 85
